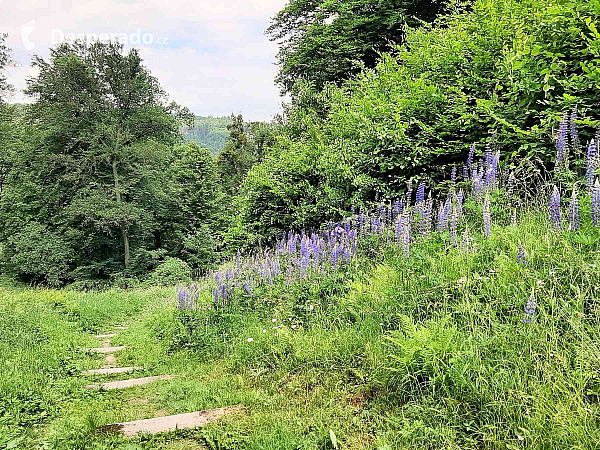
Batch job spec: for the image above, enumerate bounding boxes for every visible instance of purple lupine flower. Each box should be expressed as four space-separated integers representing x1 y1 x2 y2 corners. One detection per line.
349 229 357 254
243 281 253 296
221 283 227 302
418 193 433 237
177 287 189 310
485 142 492 173
570 107 579 152
451 167 457 187
444 197 452 222
484 167 494 192
406 180 413 206
550 186 562 231
568 188 579 232
467 143 475 169
456 189 464 219
517 242 527 266
471 169 483 201
213 287 219 308
393 200 402 215
395 215 403 241
449 204 458 246
555 113 569 172
586 140 597 189
593 179 600 227
523 289 537 324
236 250 241 271
416 183 425 204
463 165 469 179
482 193 491 238
437 204 447 232
330 243 340 268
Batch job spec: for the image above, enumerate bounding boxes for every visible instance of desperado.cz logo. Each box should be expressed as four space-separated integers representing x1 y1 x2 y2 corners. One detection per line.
20 22 168 51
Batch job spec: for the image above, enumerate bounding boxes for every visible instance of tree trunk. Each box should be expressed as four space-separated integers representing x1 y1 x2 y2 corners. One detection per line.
112 157 130 268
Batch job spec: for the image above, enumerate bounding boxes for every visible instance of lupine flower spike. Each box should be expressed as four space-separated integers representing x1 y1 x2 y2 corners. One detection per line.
592 179 600 228
523 288 537 324
570 107 579 152
586 140 597 189
482 192 491 238
517 241 527 267
568 187 579 232
449 204 458 246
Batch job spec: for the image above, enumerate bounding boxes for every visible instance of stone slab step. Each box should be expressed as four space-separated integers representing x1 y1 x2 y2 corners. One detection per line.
96 333 118 339
115 326 128 330
85 375 173 390
88 346 127 353
82 367 143 376
102 406 243 436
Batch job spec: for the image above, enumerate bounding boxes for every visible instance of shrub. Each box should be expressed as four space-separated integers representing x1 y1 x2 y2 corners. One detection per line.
148 257 192 285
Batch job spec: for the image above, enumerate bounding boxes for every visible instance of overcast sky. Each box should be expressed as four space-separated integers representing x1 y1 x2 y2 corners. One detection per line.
1 0 288 121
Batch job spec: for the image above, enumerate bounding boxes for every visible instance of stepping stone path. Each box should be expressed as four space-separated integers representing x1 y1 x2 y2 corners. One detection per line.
83 367 142 376
88 346 127 353
84 375 174 390
84 326 240 437
102 406 244 437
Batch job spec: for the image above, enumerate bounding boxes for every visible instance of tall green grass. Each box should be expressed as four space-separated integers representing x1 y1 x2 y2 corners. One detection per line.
2 206 600 449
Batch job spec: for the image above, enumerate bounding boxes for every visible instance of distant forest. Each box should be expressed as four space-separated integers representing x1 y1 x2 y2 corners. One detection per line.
182 116 232 155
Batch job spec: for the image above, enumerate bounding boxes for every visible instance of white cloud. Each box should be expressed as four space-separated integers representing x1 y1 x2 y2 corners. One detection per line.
1 0 288 121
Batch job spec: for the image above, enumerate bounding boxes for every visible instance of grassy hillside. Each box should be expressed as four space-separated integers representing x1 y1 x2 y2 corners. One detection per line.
181 116 232 156
2 185 600 448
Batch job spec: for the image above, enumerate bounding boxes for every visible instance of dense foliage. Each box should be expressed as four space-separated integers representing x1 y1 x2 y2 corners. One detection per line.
0 42 227 285
239 0 600 241
267 0 446 93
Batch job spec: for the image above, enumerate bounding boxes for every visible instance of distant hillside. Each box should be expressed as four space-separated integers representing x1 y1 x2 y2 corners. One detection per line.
181 116 232 155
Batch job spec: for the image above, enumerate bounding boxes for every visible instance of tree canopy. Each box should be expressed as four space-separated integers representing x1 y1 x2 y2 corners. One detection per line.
266 0 446 93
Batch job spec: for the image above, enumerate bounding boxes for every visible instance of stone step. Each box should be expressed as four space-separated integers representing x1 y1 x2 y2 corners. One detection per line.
115 326 128 330
85 375 174 390
102 406 243 436
96 333 118 339
82 367 143 376
88 346 127 353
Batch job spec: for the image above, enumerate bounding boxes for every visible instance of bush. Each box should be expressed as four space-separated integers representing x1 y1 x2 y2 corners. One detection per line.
148 257 192 286
3 222 74 286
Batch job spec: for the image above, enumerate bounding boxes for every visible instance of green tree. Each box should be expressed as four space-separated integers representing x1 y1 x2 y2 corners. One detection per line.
267 0 446 93
0 33 13 101
217 114 256 196
5 41 184 279
156 142 224 269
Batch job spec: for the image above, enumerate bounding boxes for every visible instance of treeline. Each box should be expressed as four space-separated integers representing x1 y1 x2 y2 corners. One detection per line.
0 39 274 286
